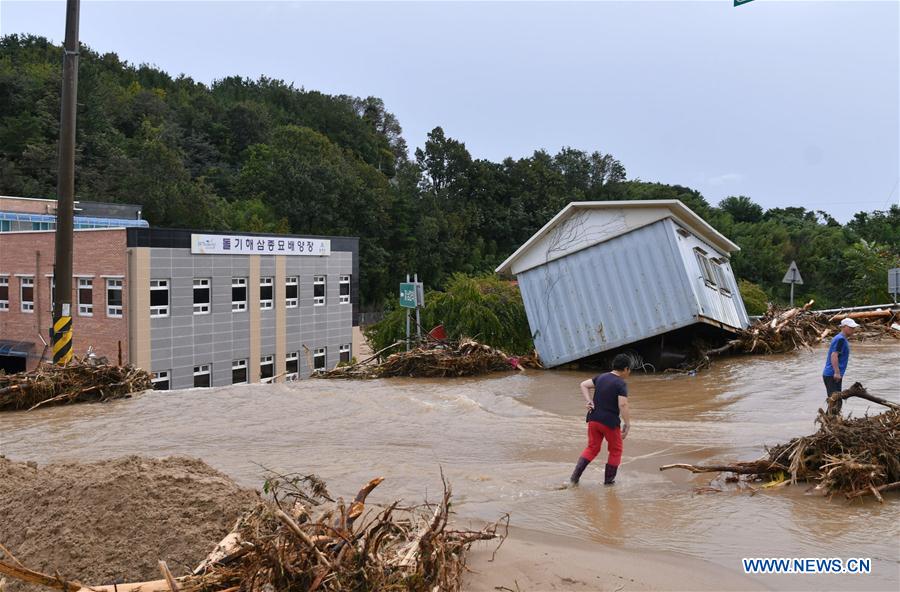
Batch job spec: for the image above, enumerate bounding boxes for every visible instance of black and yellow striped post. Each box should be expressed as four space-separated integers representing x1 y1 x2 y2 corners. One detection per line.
52 315 73 365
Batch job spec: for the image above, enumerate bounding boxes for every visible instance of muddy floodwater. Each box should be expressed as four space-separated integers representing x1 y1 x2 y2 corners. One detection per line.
2 343 899 590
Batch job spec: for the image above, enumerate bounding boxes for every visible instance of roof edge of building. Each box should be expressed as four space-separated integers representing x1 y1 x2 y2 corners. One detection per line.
495 200 739 275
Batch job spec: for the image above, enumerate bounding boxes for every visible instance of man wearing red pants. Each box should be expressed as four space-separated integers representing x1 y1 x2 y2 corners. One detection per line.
569 353 632 486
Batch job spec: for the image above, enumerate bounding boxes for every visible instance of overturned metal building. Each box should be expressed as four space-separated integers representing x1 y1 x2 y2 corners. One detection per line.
495 200 749 369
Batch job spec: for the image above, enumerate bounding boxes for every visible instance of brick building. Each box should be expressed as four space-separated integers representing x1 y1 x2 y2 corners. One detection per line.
0 197 361 388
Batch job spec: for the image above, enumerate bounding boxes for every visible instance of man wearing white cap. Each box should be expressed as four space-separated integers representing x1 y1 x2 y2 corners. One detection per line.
822 318 859 397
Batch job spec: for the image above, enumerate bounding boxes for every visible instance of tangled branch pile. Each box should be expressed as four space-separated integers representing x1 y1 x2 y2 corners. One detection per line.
660 383 900 501
0 474 507 592
730 301 829 354
701 302 898 363
319 338 540 379
0 362 152 412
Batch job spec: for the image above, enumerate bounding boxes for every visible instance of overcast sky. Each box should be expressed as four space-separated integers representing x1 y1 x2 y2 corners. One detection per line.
2 0 898 221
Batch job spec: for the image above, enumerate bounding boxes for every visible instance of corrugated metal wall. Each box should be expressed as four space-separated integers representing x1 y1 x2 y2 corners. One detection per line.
517 220 701 367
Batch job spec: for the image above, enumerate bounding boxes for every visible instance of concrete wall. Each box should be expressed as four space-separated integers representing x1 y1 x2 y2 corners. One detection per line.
0 229 129 369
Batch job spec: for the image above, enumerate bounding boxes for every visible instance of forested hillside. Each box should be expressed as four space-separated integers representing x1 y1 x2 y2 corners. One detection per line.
2 35 897 308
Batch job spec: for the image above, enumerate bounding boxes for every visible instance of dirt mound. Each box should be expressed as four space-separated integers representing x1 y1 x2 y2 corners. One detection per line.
0 455 258 590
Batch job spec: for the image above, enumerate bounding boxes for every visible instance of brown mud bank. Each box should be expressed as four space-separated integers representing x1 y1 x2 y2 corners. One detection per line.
0 455 257 591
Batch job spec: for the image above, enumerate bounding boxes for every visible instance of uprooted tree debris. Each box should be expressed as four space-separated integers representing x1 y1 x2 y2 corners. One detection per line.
0 361 152 412
318 338 541 379
729 301 898 355
660 383 900 501
0 473 507 592
677 302 900 373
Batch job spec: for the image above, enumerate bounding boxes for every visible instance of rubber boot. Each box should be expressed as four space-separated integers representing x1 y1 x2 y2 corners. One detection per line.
604 463 618 485
570 456 591 485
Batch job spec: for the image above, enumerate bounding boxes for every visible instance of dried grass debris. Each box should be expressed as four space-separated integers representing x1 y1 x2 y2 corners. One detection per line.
0 361 152 412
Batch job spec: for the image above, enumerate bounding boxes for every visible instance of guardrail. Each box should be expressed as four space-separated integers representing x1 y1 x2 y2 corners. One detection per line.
813 303 899 314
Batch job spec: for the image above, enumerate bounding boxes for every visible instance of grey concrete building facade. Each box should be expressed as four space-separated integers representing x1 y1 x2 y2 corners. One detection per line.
126 228 359 390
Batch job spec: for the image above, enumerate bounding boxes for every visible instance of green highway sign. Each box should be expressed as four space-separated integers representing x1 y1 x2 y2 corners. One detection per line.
399 282 418 308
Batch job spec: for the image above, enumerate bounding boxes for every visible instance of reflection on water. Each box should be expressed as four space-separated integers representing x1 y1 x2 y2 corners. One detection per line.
1 343 898 590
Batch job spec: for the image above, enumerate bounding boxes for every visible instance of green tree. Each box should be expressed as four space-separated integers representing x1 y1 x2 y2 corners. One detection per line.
719 195 763 223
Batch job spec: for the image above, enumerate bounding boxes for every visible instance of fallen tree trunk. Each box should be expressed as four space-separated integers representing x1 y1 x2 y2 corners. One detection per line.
0 559 83 591
826 382 900 416
828 310 893 322
659 460 785 475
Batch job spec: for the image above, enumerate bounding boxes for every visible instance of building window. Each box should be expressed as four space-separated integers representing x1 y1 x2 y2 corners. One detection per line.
0 277 8 311
313 347 326 372
713 262 732 296
339 275 350 304
232 359 248 384
106 279 123 317
151 279 169 317
151 370 170 391
77 278 93 316
339 344 351 364
286 276 298 308
49 276 55 312
286 352 299 381
693 249 717 287
313 275 326 306
193 364 211 388
193 278 211 314
20 276 34 313
260 355 274 383
260 277 273 310
232 278 247 312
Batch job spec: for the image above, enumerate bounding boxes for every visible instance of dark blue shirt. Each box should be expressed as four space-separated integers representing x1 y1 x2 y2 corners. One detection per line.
823 333 850 377
587 372 628 428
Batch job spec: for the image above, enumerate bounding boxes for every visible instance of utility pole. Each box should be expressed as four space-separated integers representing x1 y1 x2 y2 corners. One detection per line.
52 0 80 365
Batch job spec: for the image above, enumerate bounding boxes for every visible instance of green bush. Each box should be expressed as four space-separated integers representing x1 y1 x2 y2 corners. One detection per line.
739 279 770 315
364 274 533 355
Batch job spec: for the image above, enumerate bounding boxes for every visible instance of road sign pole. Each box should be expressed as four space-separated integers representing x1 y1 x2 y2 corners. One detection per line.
782 261 804 309
405 274 411 351
414 273 421 342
